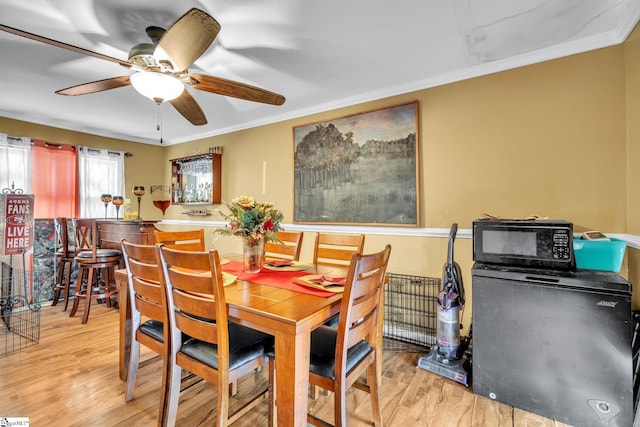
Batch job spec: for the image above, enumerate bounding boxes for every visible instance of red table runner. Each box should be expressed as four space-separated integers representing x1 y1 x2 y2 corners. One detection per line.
221 260 336 297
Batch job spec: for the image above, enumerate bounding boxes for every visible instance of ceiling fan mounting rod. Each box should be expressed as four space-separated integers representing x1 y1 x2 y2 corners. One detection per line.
128 54 175 74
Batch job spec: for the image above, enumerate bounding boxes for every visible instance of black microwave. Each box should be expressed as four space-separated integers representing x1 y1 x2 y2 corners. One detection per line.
472 219 575 270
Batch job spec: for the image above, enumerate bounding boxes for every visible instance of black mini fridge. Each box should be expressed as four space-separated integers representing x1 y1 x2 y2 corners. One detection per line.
472 262 633 427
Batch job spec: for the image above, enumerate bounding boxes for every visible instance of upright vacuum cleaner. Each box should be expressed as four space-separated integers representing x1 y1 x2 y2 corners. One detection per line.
417 223 471 386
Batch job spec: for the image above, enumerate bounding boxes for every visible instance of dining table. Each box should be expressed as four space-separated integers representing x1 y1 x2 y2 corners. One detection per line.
116 257 345 427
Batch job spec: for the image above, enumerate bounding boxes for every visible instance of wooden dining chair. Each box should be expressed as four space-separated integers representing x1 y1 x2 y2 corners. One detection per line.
52 217 78 311
154 229 205 251
120 239 168 422
157 245 272 426
69 218 122 324
313 233 365 268
155 226 250 396
269 244 391 427
313 232 365 329
264 230 304 261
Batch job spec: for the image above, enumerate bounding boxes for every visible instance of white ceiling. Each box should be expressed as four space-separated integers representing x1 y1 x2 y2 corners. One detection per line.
0 0 638 146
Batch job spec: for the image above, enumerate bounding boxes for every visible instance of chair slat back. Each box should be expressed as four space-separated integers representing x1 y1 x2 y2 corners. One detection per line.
72 218 98 259
264 231 303 261
54 217 71 255
313 233 365 268
121 240 165 324
157 245 227 349
154 229 205 252
336 245 391 368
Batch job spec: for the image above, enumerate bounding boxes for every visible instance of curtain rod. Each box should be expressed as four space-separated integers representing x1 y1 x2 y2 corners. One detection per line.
31 139 76 152
77 146 133 157
6 135 133 157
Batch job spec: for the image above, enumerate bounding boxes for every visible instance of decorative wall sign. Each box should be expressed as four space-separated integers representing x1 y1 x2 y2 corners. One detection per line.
293 101 419 226
1 193 35 255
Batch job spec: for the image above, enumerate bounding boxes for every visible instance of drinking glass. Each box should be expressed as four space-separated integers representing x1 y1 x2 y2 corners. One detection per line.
100 193 112 219
112 196 124 220
132 186 145 220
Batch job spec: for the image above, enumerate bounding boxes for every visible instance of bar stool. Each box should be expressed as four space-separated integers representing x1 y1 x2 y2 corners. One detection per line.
69 218 122 324
52 218 78 311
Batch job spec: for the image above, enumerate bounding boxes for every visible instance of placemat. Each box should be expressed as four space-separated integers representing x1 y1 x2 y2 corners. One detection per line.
221 260 335 297
262 261 314 272
293 275 345 293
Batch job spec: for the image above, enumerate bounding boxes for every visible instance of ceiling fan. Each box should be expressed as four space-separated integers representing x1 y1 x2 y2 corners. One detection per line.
0 7 286 126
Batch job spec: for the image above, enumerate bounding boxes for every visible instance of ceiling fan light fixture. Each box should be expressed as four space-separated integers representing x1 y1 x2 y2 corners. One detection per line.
130 71 184 103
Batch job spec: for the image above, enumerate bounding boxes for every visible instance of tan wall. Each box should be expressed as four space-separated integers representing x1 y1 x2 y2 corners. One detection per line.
1 28 637 325
626 23 640 235
173 49 626 224
626 22 640 307
162 43 630 327
165 46 628 233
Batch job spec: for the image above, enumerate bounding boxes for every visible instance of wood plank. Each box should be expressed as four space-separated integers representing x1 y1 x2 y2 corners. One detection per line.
472 394 512 426
0 305 568 426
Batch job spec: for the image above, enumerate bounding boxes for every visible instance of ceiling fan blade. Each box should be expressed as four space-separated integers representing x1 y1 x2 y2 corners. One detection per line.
169 90 207 126
0 24 131 68
155 8 220 71
189 73 285 106
56 76 132 96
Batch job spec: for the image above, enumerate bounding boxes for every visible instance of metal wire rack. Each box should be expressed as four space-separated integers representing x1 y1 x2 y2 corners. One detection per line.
0 261 42 358
383 273 440 352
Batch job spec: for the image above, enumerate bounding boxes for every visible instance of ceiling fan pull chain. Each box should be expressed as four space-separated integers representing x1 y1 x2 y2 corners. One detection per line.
157 104 164 144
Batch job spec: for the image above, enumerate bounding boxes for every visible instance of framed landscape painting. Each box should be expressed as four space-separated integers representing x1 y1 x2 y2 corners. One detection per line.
293 101 419 226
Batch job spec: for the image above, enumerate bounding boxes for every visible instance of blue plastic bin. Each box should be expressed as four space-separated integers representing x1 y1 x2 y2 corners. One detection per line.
573 237 626 272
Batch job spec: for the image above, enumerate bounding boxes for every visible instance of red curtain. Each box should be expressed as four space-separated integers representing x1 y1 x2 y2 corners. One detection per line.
31 144 78 218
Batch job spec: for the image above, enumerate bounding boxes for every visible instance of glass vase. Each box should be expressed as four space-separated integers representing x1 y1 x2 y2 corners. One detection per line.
242 237 264 273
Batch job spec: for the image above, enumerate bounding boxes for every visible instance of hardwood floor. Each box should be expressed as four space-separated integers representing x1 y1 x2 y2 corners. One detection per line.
0 304 570 426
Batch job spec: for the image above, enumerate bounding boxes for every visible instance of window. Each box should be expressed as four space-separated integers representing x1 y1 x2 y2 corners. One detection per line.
0 134 31 194
77 147 125 219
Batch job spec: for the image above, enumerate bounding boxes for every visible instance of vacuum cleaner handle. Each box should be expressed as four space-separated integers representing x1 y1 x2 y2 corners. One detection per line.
440 223 464 308
448 223 458 266
449 223 458 239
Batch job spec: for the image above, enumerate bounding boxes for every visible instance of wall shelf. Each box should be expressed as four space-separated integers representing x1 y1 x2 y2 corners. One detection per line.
182 209 212 216
170 153 221 205
172 201 211 206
